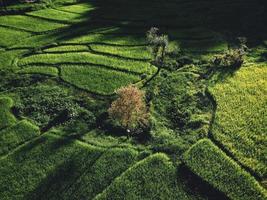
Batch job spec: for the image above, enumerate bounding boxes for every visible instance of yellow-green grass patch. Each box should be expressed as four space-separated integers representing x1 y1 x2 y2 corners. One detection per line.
43 45 89 53
210 64 267 178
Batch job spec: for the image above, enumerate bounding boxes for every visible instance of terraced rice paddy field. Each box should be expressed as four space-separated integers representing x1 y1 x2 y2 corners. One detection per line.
0 0 266 199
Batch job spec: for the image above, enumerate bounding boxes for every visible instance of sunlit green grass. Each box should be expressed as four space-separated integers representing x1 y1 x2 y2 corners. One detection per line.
43 45 89 53
210 64 267 178
63 34 146 45
60 65 140 94
18 66 58 77
27 8 84 23
0 15 68 33
19 52 153 74
10 34 61 49
0 27 31 48
57 3 96 14
90 44 151 59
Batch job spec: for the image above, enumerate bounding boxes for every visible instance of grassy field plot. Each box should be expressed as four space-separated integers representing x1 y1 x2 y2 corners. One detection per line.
95 153 200 200
89 44 150 60
0 15 68 33
210 64 267 178
19 52 153 74
43 45 89 53
60 65 140 95
27 8 84 23
57 3 96 14
18 66 58 77
184 139 267 200
0 27 31 48
61 148 139 200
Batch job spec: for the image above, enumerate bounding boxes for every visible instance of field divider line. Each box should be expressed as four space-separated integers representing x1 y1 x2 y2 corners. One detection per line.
0 24 35 34
0 23 66 36
59 42 148 47
87 45 150 62
24 13 75 25
20 62 142 76
52 8 81 15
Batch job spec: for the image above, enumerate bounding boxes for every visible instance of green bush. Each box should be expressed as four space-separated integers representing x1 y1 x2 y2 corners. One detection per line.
15 85 80 127
213 48 245 68
183 139 267 200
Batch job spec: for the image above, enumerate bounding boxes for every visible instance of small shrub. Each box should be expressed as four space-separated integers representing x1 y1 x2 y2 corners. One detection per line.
146 27 169 67
108 85 149 135
213 48 245 68
213 37 248 68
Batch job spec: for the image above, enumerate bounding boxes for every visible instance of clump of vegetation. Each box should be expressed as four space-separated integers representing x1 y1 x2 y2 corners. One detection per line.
108 85 149 135
15 84 80 127
213 37 248 68
146 27 169 67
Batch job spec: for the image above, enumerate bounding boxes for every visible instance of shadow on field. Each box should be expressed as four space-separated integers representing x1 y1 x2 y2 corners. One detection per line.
25 160 79 200
53 0 267 47
177 164 230 200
